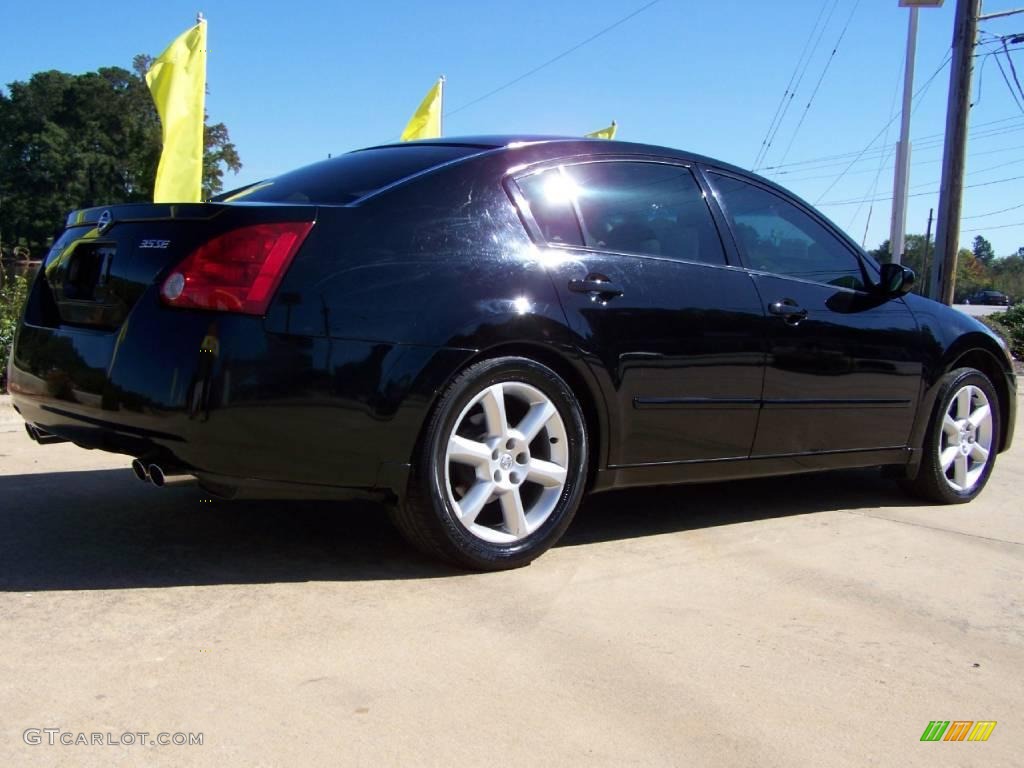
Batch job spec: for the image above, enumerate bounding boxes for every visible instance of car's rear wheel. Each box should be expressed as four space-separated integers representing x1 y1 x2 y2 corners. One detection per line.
902 367 1000 504
392 357 588 570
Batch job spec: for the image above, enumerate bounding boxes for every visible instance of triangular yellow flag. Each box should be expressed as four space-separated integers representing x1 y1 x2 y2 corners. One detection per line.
586 121 618 140
146 20 207 202
401 78 444 142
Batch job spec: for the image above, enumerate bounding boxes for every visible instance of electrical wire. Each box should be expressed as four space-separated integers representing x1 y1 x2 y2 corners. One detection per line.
779 142 1024 184
817 172 1024 207
752 2 831 169
778 0 863 166
813 51 952 204
850 52 903 237
767 122 1024 178
961 220 1024 233
962 201 1024 219
992 42 1024 112
1003 38 1024 104
444 0 661 118
752 0 840 170
760 115 1024 173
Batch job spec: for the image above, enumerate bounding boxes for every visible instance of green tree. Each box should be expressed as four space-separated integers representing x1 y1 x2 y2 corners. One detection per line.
867 234 934 294
0 59 241 258
972 235 995 267
991 253 1024 302
954 248 989 302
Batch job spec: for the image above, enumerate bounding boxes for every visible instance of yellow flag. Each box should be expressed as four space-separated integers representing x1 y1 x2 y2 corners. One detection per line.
401 78 444 142
146 20 207 202
586 121 618 140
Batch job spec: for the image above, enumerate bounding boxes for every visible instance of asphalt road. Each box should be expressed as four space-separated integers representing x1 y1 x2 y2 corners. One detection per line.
1 394 1021 767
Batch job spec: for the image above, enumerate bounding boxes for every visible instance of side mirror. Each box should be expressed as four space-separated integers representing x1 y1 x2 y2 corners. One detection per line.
878 263 915 297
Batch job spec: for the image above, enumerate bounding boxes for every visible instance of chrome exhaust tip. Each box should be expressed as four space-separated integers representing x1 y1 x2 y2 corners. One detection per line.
147 463 194 488
131 458 151 483
25 424 69 445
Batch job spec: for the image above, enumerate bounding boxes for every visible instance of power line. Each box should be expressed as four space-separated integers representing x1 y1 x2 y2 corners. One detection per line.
444 0 661 118
761 114 1024 172
813 51 952 204
778 0 863 166
961 219 1024 232
1003 38 1024 103
817 172 1024 206
992 40 1024 112
780 141 1024 184
849 53 904 234
769 122 1024 178
907 155 1024 191
752 1 832 169
753 0 840 169
962 200 1024 218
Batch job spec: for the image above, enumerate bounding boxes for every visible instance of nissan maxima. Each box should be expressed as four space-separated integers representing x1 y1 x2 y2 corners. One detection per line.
8 136 1017 569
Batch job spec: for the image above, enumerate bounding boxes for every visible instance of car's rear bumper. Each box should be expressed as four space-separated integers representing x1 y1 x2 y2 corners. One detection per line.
9 287 472 500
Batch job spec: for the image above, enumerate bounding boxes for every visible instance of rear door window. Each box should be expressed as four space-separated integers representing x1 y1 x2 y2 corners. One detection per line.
515 169 585 247
564 161 726 265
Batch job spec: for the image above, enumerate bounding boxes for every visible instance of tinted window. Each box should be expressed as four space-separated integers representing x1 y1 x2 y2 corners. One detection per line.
710 173 865 290
219 145 482 205
565 162 725 265
516 169 584 246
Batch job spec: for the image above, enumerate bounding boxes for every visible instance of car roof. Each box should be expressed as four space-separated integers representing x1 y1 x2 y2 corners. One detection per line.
360 135 753 178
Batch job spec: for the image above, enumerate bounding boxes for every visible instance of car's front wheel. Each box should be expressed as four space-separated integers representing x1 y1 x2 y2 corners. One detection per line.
903 367 1001 504
392 356 588 570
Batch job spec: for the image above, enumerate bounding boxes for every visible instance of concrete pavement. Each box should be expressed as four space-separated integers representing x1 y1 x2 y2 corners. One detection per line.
1 393 1021 767
954 303 1013 317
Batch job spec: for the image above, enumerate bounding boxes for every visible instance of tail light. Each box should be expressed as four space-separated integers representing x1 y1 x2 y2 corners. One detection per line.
160 221 313 315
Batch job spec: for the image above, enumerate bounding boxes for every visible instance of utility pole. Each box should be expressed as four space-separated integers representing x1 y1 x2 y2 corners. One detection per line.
930 0 980 303
921 207 934 290
890 3 929 266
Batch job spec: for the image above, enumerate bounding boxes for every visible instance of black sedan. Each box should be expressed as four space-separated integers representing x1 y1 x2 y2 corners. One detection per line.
963 290 1011 306
8 136 1017 570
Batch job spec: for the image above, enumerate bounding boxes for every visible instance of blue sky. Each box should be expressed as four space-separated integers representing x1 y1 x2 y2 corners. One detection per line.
2 0 1023 255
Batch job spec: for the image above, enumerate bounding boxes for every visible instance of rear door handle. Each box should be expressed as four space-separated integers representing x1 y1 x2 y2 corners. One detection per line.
568 277 623 297
769 299 808 323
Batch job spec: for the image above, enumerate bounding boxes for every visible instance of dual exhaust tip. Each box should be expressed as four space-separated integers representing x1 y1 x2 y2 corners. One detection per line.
131 458 193 488
24 424 68 445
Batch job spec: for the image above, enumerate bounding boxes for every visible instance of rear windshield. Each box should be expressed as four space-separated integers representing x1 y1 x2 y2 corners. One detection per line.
218 145 483 205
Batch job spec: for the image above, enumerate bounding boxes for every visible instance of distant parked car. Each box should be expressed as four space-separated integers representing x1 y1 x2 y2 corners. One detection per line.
7 135 1018 569
964 290 1011 306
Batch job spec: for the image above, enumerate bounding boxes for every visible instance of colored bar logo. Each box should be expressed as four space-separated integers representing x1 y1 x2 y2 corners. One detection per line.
921 721 997 742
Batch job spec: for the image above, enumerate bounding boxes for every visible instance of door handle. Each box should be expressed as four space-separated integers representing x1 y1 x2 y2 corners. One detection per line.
568 276 623 297
769 299 808 323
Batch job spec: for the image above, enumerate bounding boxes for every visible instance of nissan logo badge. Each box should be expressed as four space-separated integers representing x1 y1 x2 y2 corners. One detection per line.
97 210 112 233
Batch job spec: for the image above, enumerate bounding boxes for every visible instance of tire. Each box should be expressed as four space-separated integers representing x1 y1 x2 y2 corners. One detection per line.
391 356 588 570
902 367 1001 504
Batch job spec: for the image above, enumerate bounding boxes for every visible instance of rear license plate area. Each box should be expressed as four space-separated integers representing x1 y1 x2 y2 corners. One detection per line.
63 244 114 300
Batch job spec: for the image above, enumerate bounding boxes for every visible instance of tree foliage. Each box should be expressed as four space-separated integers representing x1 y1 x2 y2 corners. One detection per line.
0 272 29 391
0 59 241 258
869 235 1024 303
972 235 995 267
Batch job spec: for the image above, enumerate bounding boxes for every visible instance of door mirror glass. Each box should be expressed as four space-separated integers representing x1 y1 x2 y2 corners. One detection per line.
878 263 916 296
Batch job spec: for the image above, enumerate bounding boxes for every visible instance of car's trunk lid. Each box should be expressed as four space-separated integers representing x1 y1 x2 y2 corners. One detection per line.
37 202 314 329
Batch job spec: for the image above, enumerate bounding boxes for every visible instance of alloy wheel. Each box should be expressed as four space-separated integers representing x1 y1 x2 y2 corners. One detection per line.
443 381 569 544
939 384 993 492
